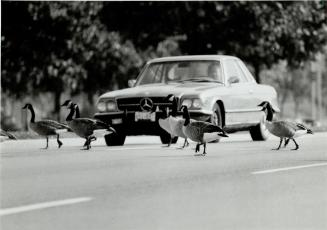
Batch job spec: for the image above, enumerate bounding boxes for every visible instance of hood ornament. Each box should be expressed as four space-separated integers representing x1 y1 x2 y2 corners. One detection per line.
140 98 153 111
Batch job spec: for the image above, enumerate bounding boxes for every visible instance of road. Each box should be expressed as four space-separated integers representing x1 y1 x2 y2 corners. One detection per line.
1 132 327 230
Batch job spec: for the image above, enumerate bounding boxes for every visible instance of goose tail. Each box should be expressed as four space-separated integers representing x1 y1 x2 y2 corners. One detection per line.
307 129 313 134
93 127 116 137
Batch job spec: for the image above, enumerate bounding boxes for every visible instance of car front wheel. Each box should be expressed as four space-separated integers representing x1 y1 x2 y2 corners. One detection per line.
210 103 223 143
105 132 126 146
249 117 270 141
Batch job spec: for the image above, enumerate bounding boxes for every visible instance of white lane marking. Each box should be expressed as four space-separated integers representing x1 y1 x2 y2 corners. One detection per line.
252 163 327 175
0 197 93 216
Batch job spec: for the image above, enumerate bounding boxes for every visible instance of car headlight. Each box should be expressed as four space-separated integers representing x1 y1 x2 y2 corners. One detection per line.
192 99 202 108
106 101 117 111
182 99 192 108
97 102 106 112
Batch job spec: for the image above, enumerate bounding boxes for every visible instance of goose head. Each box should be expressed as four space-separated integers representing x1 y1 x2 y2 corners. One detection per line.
166 94 175 102
258 102 274 121
258 102 275 112
61 99 73 108
22 103 32 110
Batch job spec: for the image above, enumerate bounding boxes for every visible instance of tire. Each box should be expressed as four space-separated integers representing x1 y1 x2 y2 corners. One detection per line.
104 132 126 146
160 132 178 145
210 103 223 143
249 117 270 141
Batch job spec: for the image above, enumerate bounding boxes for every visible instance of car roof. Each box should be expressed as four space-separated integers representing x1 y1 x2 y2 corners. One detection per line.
147 55 239 64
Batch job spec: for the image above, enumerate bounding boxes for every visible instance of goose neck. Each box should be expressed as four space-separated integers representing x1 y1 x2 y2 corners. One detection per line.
183 109 190 126
75 106 80 118
66 107 75 121
28 105 36 123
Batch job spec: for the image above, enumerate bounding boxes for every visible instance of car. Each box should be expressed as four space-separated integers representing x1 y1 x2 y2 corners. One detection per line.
94 55 279 146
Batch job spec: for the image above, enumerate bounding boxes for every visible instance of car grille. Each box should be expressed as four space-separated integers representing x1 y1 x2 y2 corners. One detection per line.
116 97 178 112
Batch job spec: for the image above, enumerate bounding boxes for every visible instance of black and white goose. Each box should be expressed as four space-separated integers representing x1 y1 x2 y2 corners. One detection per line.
0 129 17 142
258 102 313 150
22 103 69 149
181 105 228 155
166 95 189 148
63 102 115 150
157 105 175 147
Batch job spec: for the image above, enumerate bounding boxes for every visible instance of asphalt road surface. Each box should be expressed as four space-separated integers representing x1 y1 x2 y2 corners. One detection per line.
1 132 327 230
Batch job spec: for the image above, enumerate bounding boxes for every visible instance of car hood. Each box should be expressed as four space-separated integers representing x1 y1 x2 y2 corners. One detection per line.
99 83 223 99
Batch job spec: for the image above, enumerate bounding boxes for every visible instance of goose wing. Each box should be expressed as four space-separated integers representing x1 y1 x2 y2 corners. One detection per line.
40 120 71 130
192 121 225 134
73 118 109 130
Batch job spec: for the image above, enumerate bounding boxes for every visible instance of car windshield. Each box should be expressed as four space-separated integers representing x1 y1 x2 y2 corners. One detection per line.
136 60 224 85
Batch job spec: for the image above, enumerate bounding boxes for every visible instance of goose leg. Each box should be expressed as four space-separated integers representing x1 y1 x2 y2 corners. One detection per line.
42 137 49 149
57 134 63 148
82 137 90 150
167 136 173 147
283 138 290 148
182 138 189 148
272 138 283 150
177 138 189 149
83 136 96 147
291 138 299 150
195 143 206 156
202 143 207 155
195 143 200 153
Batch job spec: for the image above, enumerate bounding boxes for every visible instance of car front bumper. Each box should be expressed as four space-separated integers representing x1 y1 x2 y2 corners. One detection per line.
94 109 212 136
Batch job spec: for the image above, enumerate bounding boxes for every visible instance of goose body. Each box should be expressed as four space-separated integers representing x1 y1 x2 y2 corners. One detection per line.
22 103 69 148
181 105 228 155
166 95 189 148
258 102 313 150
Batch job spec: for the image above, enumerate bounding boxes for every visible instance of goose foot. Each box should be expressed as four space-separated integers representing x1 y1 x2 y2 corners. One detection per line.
194 153 204 156
291 138 299 150
195 144 200 153
57 140 63 148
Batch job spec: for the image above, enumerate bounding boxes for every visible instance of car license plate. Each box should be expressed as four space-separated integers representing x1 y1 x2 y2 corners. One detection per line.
135 112 156 122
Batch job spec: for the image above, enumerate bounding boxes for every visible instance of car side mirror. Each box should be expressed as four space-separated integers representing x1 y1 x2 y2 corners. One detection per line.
228 76 240 84
128 79 136 88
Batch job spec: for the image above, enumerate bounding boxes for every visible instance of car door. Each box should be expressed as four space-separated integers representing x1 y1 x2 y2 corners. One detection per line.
222 59 257 125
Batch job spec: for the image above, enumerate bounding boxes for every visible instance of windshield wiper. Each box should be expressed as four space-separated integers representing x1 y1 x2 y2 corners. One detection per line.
177 78 223 84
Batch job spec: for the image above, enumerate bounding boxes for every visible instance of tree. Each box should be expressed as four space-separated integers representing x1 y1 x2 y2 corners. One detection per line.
101 1 327 82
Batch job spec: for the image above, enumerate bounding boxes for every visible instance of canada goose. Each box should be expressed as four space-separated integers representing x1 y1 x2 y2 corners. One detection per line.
258 102 313 150
61 100 93 147
63 103 116 150
181 105 228 155
22 103 69 149
166 95 189 148
0 129 17 142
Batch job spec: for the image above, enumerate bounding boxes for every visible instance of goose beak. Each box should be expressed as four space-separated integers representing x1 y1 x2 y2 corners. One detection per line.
22 105 27 109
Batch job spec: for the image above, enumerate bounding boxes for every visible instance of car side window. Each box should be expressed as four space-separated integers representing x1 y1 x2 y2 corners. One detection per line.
224 59 248 84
